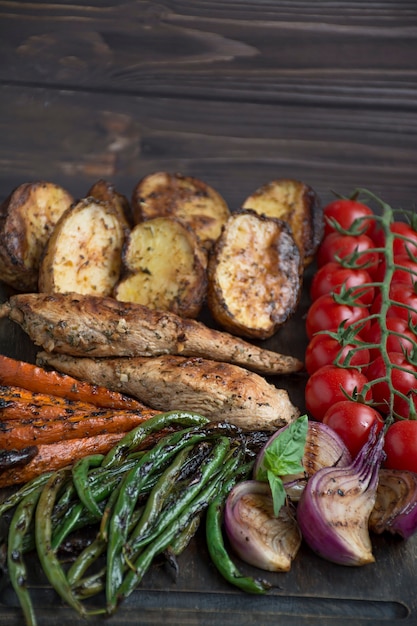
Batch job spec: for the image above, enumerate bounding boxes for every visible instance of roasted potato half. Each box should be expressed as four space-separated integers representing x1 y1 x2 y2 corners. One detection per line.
131 172 230 250
0 181 74 291
207 209 302 340
242 178 322 266
87 179 132 230
114 216 207 319
38 197 125 296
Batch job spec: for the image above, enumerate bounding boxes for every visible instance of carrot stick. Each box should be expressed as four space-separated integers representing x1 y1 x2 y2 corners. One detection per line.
0 384 102 420
0 433 126 487
0 427 174 488
0 407 158 450
0 355 144 410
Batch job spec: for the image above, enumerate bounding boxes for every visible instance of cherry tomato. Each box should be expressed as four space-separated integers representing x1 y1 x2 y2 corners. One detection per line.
365 352 417 416
305 333 370 375
322 199 375 238
371 283 417 325
317 232 379 274
384 420 417 473
309 262 374 305
373 254 417 287
305 293 371 339
361 317 416 360
323 400 384 458
305 365 371 421
392 392 417 422
373 222 417 259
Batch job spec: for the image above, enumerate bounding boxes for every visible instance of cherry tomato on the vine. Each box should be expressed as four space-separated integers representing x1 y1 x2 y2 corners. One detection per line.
317 232 379 275
373 222 417 259
323 400 384 458
384 420 417 473
371 283 417 326
304 365 372 421
361 317 416 360
305 333 370 375
309 262 375 305
322 199 375 238
305 293 371 339
373 255 417 287
365 352 417 417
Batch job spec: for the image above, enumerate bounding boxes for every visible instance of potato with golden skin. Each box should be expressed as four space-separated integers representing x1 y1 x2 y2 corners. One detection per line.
38 197 125 296
0 181 74 291
242 178 322 266
207 209 303 340
131 171 230 250
114 216 207 318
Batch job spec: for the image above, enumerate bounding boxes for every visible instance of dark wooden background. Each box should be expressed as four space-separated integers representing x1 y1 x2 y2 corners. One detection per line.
1 2 417 625
0 1 416 213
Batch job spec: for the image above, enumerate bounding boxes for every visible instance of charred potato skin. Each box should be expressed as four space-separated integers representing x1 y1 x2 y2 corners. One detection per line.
38 197 125 297
87 179 133 230
131 171 230 250
0 181 74 291
114 216 208 319
207 209 303 340
242 178 323 266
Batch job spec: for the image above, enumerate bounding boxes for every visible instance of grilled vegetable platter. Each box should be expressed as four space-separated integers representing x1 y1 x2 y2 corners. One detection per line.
1 176 417 626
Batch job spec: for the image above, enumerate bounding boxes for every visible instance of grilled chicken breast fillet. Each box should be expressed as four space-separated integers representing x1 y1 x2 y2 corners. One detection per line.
0 292 303 375
36 351 300 431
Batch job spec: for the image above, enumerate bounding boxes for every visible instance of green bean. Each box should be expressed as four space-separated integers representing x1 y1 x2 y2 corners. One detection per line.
127 437 232 554
125 444 193 545
113 451 242 610
7 487 43 626
66 534 107 587
101 410 209 468
35 471 93 618
205 468 271 595
71 454 105 519
167 512 202 557
72 568 106 599
0 472 53 517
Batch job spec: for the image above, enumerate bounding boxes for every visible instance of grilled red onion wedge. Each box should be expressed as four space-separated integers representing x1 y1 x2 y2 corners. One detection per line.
369 468 417 539
296 427 385 566
224 480 301 572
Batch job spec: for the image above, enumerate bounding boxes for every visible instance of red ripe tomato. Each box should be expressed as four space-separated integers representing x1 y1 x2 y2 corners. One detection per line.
305 333 370 375
317 232 379 274
365 352 417 416
373 222 417 259
370 283 417 326
309 262 374 305
305 293 371 339
323 400 384 458
322 199 375 238
305 365 372 421
373 254 417 287
392 392 417 422
384 420 417 473
361 317 416 360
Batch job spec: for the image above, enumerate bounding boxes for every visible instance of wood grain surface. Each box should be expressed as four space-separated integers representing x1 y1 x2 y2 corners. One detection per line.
1 2 417 625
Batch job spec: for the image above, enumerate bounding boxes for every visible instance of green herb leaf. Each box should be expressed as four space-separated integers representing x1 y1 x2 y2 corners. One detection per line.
255 414 308 516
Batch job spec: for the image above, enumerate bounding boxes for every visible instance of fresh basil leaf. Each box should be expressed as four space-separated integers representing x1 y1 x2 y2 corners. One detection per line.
267 470 286 517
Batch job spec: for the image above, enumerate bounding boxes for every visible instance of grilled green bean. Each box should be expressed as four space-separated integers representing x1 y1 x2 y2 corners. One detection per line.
7 487 43 626
205 467 271 595
35 471 92 618
71 454 105 519
113 451 243 610
102 411 209 468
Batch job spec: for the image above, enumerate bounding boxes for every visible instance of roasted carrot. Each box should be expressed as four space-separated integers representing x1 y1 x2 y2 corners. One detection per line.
0 427 175 488
0 355 145 410
0 433 126 487
0 407 158 450
0 385 104 421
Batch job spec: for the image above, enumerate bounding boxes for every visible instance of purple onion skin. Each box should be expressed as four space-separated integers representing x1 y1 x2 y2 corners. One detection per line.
296 427 385 566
